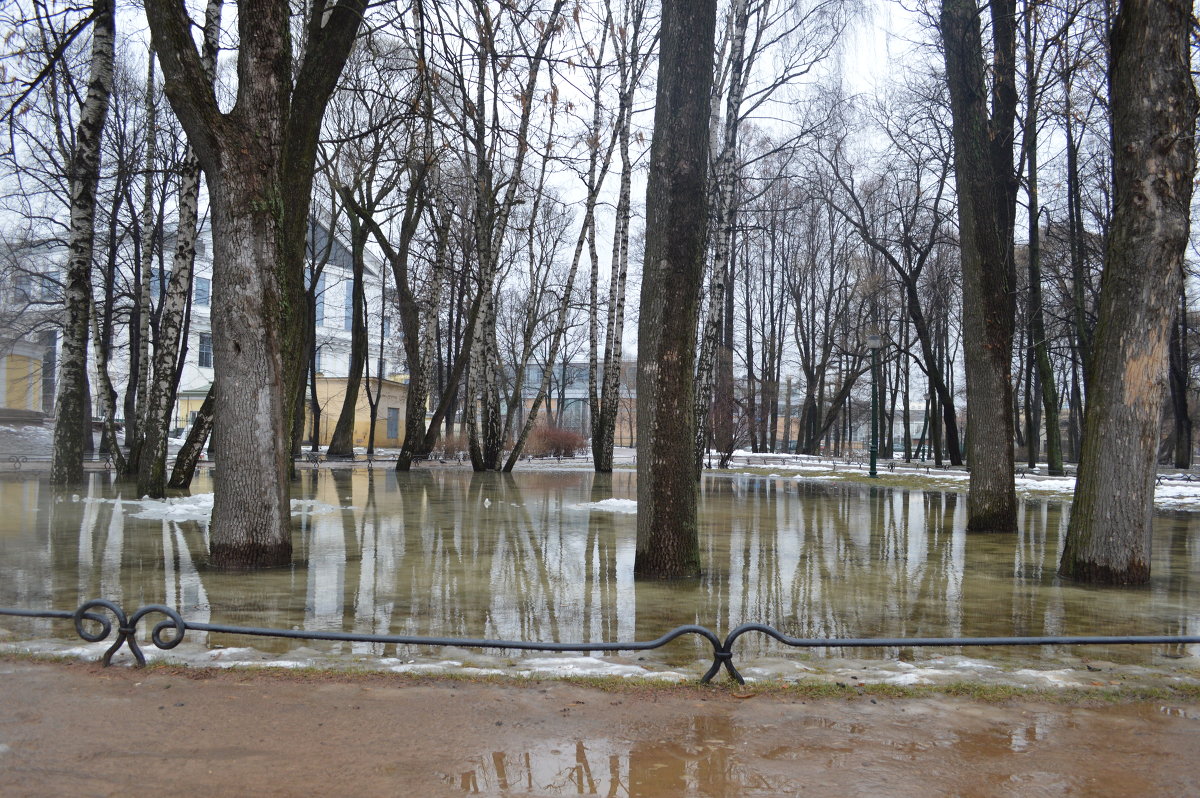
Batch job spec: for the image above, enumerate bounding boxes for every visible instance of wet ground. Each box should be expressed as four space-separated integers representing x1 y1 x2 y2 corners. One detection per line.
2 658 1198 797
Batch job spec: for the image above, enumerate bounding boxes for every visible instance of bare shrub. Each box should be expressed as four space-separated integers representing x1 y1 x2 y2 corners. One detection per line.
525 425 586 458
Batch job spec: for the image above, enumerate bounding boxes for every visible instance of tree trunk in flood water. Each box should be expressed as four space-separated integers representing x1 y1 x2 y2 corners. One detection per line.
146 0 364 567
940 0 1019 532
1060 0 1197 584
634 0 717 580
51 0 115 487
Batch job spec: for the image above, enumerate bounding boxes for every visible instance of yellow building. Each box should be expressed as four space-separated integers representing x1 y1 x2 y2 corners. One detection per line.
0 339 48 424
303 376 409 449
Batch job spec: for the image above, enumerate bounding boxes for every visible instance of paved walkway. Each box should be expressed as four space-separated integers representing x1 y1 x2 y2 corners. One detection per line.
3 658 1199 797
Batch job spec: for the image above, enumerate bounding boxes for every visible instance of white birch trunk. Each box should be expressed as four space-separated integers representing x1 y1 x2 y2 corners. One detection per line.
128 52 158 470
139 4 218 496
694 0 750 472
51 0 116 486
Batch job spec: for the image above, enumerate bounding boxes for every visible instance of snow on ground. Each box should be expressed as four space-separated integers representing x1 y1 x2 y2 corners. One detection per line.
10 420 1200 510
0 423 52 451
715 448 1200 511
570 498 638 513
77 493 342 522
5 636 1195 689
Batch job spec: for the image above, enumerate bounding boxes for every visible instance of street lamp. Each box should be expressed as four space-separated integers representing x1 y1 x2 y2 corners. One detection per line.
866 331 882 478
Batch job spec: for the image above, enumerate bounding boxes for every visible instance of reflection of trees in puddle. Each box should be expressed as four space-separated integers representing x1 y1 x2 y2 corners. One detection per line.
6 470 1200 668
451 716 782 796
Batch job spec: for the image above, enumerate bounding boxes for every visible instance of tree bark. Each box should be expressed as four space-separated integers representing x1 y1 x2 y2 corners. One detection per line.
940 0 1020 531
145 0 365 568
50 0 115 486
635 0 717 580
325 210 369 457
1059 0 1196 584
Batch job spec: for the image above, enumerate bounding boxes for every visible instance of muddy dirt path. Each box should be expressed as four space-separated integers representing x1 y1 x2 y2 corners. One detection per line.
2 659 1198 797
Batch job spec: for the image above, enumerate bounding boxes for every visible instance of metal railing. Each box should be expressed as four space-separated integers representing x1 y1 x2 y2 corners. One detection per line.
2 600 1198 684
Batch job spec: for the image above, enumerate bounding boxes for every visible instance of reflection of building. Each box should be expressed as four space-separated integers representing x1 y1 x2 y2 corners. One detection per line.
520 360 637 446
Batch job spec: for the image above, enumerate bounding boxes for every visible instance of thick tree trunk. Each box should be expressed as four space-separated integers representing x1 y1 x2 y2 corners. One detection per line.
146 0 364 568
635 0 717 580
205 185 293 567
941 0 1019 531
50 0 115 486
1060 0 1197 584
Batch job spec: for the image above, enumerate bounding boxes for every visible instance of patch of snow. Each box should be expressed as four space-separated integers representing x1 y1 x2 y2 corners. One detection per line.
571 498 638 514
882 671 932 686
289 499 341 516
516 656 688 680
129 494 214 522
82 494 342 522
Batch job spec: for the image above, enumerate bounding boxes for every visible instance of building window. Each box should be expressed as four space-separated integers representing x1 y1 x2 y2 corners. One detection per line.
344 285 354 331
199 333 213 368
382 316 390 338
150 268 171 301
195 276 210 307
314 347 323 375
387 407 400 439
314 273 325 326
13 272 31 302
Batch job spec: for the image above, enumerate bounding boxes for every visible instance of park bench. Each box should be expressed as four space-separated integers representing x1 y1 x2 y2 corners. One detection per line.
3 453 114 471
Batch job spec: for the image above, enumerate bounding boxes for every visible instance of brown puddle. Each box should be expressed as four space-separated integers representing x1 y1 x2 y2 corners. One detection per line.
448 700 1200 796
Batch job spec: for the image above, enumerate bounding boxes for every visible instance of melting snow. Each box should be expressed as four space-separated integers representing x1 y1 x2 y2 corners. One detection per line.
571 498 638 514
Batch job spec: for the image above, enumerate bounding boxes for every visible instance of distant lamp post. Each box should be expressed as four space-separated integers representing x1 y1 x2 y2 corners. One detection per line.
866 331 883 478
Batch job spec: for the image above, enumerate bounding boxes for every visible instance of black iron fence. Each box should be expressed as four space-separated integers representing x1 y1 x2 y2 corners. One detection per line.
2 600 1198 684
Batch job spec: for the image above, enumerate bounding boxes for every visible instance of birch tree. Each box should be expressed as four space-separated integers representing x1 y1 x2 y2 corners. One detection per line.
47 0 115 486
137 0 219 497
694 0 848 470
589 0 654 473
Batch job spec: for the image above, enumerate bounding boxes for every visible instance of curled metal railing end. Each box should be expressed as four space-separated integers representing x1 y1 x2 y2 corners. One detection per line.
72 600 186 666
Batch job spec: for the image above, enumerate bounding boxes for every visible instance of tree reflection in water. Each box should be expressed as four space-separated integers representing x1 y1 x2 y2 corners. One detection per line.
1 469 1197 670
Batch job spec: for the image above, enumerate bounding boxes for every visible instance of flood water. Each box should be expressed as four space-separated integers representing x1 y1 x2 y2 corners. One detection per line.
2 467 1198 681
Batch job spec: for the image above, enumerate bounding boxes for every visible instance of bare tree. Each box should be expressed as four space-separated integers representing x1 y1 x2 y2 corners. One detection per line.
145 0 365 568
137 0 219 496
1060 0 1196 584
43 0 115 486
634 0 717 579
940 0 1020 532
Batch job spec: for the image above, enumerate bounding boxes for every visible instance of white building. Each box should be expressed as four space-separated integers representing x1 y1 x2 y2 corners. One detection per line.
173 220 401 434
